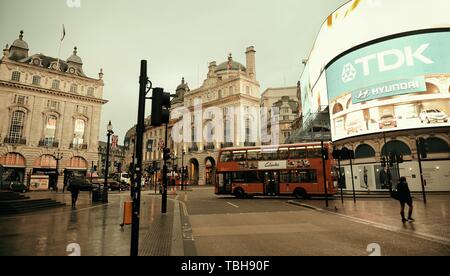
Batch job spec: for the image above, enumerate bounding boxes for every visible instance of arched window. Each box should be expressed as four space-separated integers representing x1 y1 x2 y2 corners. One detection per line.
426 82 440 93
8 111 26 143
44 115 57 145
11 71 21 82
355 144 376 159
425 137 450 153
332 103 344 114
346 98 352 109
381 140 412 156
73 119 85 146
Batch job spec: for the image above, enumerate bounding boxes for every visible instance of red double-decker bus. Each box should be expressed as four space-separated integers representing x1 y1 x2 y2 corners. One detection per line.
215 142 337 198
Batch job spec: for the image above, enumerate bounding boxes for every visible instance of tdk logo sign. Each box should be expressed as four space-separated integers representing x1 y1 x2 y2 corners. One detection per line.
341 43 434 83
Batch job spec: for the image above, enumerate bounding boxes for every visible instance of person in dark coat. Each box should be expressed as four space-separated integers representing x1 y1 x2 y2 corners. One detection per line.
69 177 81 209
397 176 414 222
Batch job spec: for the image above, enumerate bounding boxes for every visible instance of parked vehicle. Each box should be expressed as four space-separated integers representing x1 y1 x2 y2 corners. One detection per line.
420 109 448 123
379 114 397 129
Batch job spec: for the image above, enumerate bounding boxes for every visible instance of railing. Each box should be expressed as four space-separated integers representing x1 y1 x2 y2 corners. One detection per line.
204 143 216 151
188 143 199 153
38 139 59 148
70 143 88 150
221 142 234 148
244 142 256 147
3 137 27 145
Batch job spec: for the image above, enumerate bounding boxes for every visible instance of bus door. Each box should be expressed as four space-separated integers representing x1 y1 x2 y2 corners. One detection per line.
219 173 233 194
263 172 279 196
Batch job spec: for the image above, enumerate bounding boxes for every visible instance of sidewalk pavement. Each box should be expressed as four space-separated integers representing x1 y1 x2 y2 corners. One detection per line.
0 191 183 256
289 195 450 245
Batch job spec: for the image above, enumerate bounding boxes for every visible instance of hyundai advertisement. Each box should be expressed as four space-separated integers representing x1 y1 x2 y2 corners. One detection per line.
326 30 450 141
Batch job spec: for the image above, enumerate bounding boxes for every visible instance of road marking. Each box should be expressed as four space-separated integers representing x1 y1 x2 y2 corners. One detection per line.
226 202 239 208
171 196 184 256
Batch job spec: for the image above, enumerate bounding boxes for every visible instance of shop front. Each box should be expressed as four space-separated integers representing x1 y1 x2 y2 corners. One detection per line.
0 153 26 190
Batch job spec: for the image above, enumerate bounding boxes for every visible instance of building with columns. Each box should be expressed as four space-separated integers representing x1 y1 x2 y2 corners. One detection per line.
0 31 107 191
260 85 300 145
124 46 261 186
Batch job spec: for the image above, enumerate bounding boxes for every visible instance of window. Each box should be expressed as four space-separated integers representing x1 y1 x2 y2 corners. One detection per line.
279 149 289 160
44 115 57 144
299 170 318 183
280 171 290 183
87 87 95 97
70 84 78 93
77 105 88 115
232 172 246 183
260 151 278 161
245 119 250 142
246 172 260 183
308 147 322 158
246 86 250 95
73 119 85 145
47 100 59 110
52 80 60 90
11 71 21 82
32 76 41 85
8 111 25 143
247 150 259 161
289 147 306 159
232 151 246 161
14 95 28 105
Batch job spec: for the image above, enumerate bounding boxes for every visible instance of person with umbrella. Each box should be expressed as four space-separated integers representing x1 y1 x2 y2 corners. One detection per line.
68 176 80 209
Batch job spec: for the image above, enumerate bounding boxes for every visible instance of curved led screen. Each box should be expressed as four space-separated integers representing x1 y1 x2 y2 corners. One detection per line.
326 30 450 141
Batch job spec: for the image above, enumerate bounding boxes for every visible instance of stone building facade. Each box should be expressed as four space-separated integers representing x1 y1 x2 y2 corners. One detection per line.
0 31 107 190
260 86 300 145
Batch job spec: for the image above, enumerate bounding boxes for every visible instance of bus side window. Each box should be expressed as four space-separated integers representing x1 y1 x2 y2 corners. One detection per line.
308 147 322 158
291 170 301 183
279 150 289 160
300 170 318 183
280 171 290 183
220 152 232 162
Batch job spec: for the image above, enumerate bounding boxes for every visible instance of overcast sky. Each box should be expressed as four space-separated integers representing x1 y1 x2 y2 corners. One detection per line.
0 0 348 142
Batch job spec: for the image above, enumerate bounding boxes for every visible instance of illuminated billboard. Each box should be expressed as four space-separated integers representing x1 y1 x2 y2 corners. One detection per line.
326 30 450 141
299 0 449 126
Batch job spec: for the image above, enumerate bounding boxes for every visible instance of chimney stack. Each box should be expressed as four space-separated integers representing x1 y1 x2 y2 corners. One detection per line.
245 46 256 80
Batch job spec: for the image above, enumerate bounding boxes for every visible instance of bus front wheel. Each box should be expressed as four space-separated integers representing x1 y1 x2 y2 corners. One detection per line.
294 188 308 199
234 188 246 199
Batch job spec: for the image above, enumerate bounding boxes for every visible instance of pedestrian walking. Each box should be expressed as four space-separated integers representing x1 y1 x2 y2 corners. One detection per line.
396 176 414 223
69 177 80 209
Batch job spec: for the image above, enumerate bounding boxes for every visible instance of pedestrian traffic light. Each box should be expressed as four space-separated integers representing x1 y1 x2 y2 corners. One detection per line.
418 138 427 159
163 148 171 161
151 87 171 126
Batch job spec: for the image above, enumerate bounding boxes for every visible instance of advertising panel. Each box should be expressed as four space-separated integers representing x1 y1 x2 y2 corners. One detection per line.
326 31 450 141
299 0 449 125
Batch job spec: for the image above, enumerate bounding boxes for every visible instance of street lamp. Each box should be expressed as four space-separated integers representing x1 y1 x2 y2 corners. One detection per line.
54 151 63 192
103 121 114 203
181 150 186 191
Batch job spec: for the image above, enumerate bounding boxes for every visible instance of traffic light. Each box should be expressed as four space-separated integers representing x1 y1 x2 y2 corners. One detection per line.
418 138 427 159
381 157 386 167
332 149 341 160
397 154 404 164
151 88 171 126
163 148 171 161
321 148 329 160
389 152 396 167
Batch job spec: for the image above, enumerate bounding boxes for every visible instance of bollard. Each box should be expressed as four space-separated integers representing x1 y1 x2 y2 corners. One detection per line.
120 201 133 227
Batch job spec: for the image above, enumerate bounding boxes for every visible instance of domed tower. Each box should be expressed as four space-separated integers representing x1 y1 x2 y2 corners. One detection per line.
8 31 29 61
66 46 85 76
172 77 189 107
214 53 246 76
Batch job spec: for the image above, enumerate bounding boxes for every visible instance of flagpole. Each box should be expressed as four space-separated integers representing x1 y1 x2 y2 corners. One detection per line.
57 24 65 71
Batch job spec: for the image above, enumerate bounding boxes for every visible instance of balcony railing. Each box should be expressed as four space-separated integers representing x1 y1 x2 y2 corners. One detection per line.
188 143 199 153
4 137 27 145
38 139 59 148
221 142 234 148
204 143 216 151
244 142 256 147
70 143 88 150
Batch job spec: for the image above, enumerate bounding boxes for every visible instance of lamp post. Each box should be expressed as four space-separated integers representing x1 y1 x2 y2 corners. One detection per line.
54 151 63 192
103 121 114 203
181 151 186 191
